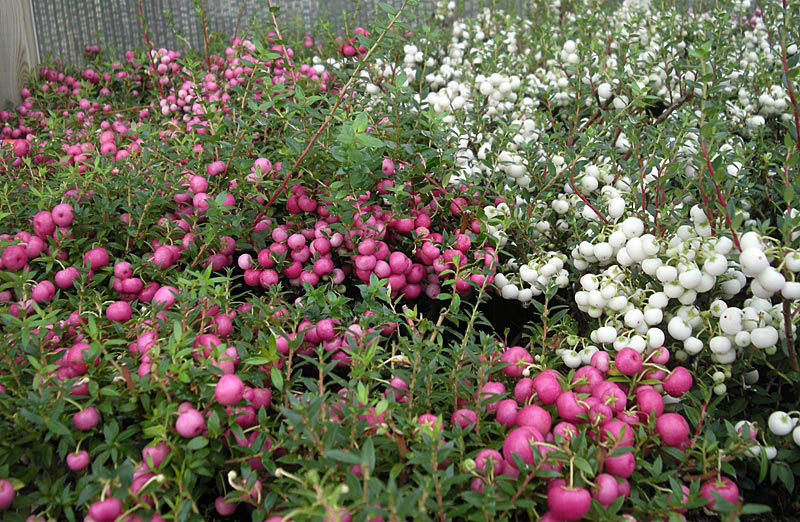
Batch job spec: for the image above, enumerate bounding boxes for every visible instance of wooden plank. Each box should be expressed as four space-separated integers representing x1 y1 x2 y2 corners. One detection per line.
0 0 39 108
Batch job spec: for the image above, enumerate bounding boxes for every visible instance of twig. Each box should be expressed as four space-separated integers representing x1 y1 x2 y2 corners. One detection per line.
781 16 800 157
782 299 799 385
569 162 609 224
198 0 211 70
689 398 709 449
232 0 248 41
701 138 742 251
654 92 693 125
566 98 613 148
136 0 163 99
266 0 296 83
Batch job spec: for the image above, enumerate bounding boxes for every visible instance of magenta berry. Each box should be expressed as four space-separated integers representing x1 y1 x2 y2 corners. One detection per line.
655 413 690 447
83 247 109 270
88 497 122 522
547 485 591 521
492 398 516 426
73 407 99 431
451 408 478 430
516 404 552 434
215 496 237 516
474 449 503 474
142 441 171 470
0 479 13 510
501 346 533 378
593 473 620 506
215 374 245 406
1 245 27 271
106 301 132 322
700 477 739 511
51 203 74 226
175 408 205 438
532 373 561 405
614 347 643 376
66 450 90 471
502 426 543 469
662 367 693 398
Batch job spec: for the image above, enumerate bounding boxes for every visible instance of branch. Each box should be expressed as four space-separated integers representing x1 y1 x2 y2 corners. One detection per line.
266 0 297 83
654 91 693 125
781 22 800 157
136 0 163 99
701 138 742 252
569 163 609 224
782 299 799 383
262 0 410 210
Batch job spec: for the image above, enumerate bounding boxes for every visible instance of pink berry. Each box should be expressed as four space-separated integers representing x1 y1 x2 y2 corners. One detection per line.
83 247 109 270
215 374 244 406
615 347 643 376
54 267 79 288
66 450 90 471
547 484 591 521
88 498 122 522
73 407 100 431
516 404 552 434
31 280 55 303
451 408 478 430
474 449 503 474
655 413 690 447
700 477 739 511
215 496 237 516
532 373 562 405
1 245 27 271
175 409 205 438
502 426 543 469
51 203 75 227
662 367 693 398
501 346 533 378
0 479 12 510
593 473 620 506
142 441 171 470
106 301 132 322
495 399 519 427
207 160 227 177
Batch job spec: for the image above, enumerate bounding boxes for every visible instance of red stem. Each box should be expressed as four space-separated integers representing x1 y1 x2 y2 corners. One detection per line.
199 0 211 70
701 139 742 252
782 46 800 157
690 399 709 449
137 0 163 99
569 165 609 224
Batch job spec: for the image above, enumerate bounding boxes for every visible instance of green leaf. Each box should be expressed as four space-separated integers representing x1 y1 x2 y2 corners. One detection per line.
46 418 72 437
186 436 208 450
573 457 594 477
270 367 283 391
776 461 795 492
356 133 385 149
326 450 360 464
741 504 771 515
354 112 369 133
362 438 375 471
245 357 274 366
759 446 769 482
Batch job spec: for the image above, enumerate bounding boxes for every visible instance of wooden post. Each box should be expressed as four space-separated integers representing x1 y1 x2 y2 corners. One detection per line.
0 0 39 108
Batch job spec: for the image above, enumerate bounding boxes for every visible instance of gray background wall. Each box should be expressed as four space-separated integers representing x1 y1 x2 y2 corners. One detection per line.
0 0 39 108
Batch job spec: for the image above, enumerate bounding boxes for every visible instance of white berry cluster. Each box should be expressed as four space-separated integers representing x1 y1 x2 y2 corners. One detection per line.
493 252 570 303
767 411 800 449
